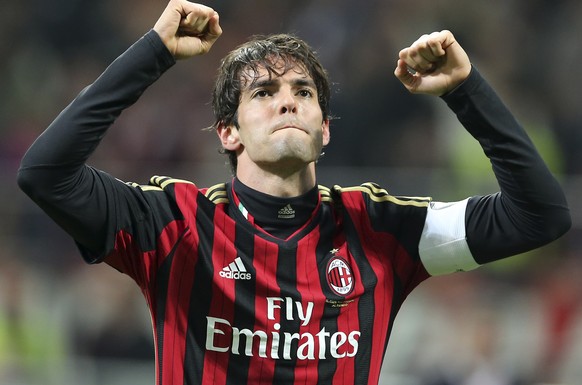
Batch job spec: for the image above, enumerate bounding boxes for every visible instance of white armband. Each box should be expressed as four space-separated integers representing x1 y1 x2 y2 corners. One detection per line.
419 199 479 276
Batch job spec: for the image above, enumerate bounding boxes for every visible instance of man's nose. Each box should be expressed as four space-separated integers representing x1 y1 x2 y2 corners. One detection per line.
278 88 297 114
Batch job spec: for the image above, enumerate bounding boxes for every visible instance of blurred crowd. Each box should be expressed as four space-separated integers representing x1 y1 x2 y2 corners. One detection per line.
1 0 581 384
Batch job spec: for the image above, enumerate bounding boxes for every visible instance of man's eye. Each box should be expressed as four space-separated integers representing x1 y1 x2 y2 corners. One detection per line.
254 90 269 98
298 89 313 98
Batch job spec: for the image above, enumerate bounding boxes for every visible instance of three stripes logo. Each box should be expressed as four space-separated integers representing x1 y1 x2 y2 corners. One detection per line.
219 257 252 280
277 204 296 219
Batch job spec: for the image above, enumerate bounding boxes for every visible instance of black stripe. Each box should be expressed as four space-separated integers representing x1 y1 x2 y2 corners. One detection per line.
183 195 216 384
272 243 301 380
315 211 340 385
342 211 377 385
225 221 257 385
154 226 189 385
155 250 172 385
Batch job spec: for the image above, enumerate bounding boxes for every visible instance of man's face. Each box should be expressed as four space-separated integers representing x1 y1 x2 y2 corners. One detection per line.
224 61 330 175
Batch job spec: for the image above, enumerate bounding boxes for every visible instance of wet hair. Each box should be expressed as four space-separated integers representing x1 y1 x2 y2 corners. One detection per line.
210 34 331 174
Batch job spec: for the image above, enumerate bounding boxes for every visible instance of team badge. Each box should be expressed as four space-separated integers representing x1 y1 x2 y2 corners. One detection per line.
326 251 354 296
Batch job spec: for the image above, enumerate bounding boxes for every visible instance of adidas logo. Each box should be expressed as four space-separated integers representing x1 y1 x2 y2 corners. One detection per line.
278 204 295 219
219 257 252 280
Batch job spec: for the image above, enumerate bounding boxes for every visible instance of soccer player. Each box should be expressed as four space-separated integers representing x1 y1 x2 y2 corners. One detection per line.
17 1 570 384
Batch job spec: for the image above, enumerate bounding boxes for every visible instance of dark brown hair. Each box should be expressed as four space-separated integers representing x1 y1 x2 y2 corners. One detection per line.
210 34 331 174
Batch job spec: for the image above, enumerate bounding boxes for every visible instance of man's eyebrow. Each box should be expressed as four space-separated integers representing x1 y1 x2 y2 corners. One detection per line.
248 79 276 90
247 77 316 90
292 78 317 88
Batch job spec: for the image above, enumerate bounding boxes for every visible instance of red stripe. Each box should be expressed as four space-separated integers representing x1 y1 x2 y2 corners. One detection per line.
249 236 280 384
110 230 165 385
331 248 360 385
201 212 237 385
159 222 198 385
363 237 395 384
293 229 326 384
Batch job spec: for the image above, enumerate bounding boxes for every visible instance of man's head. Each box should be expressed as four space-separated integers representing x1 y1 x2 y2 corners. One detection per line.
211 34 331 174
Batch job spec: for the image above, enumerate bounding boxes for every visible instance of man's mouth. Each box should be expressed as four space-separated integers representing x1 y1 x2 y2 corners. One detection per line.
275 124 306 133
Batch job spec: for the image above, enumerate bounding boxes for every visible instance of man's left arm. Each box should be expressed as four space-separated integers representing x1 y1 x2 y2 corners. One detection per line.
442 67 570 264
395 30 570 274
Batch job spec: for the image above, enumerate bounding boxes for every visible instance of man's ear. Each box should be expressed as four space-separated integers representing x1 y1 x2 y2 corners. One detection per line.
322 119 331 146
217 122 241 151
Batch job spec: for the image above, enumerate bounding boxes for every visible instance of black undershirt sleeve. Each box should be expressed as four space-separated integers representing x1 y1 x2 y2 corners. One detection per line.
441 67 570 264
17 30 176 258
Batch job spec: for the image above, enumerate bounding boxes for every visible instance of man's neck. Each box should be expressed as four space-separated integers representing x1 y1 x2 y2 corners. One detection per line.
235 162 317 197
233 178 319 239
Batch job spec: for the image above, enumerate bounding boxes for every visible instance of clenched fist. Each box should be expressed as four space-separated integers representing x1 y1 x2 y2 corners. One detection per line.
394 30 471 96
153 0 222 60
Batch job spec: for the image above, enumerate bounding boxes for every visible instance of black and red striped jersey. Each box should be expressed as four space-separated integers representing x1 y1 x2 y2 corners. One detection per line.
101 176 431 385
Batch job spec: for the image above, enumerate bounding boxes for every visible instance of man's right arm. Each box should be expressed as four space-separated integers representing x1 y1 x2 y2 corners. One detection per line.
17 31 176 256
17 1 222 258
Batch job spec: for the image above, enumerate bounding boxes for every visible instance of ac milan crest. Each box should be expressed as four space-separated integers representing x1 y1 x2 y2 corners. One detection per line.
326 253 354 296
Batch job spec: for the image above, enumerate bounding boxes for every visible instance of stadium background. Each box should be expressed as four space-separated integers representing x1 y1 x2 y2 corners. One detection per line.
1 0 581 384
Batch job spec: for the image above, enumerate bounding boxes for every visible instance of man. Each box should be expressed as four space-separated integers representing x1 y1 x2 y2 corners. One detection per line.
17 1 571 384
